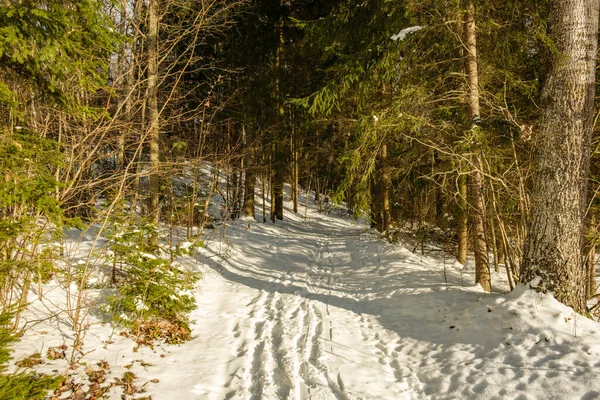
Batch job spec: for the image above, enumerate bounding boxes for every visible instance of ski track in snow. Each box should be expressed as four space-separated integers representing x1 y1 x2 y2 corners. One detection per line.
219 220 354 400
189 206 600 400
13 197 600 400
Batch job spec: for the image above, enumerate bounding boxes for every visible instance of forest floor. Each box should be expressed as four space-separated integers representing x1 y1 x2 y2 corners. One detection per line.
11 193 600 399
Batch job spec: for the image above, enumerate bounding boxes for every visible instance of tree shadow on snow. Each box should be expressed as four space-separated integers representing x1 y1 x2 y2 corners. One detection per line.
196 218 600 400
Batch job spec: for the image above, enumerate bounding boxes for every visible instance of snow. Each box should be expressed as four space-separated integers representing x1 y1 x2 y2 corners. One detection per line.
10 195 600 399
180 241 194 251
391 26 424 41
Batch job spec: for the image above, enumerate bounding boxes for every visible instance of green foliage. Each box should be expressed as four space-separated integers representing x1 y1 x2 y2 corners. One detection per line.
0 373 62 400
0 131 64 223
0 130 67 311
171 141 189 161
0 312 14 373
0 312 62 400
107 223 201 333
290 0 547 234
0 0 121 112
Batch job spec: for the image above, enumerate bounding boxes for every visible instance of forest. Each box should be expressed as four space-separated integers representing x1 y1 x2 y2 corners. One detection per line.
1 0 600 399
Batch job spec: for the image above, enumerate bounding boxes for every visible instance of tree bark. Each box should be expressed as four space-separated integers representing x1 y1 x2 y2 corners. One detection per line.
370 173 382 231
272 9 285 221
457 172 468 265
381 142 391 237
270 152 276 222
116 0 128 178
292 115 299 214
586 217 596 299
147 0 160 245
470 156 490 291
522 0 599 313
273 142 284 221
463 1 490 292
242 124 256 218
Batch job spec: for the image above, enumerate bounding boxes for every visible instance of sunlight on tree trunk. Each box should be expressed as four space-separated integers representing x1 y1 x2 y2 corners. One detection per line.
522 0 599 313
148 0 160 246
463 1 490 292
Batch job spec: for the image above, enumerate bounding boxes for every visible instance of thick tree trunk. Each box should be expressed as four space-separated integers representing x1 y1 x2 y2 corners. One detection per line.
147 0 160 245
522 0 599 314
463 1 490 292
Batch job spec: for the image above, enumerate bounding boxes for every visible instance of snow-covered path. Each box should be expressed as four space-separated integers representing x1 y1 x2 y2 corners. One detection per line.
189 214 433 400
13 202 600 399
146 208 600 400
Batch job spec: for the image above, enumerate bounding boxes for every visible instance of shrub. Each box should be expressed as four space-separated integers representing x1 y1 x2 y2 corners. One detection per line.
0 312 62 400
107 223 201 342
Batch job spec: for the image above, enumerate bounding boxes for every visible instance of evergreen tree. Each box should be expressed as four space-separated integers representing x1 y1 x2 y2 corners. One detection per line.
0 312 62 399
522 0 599 313
0 0 119 314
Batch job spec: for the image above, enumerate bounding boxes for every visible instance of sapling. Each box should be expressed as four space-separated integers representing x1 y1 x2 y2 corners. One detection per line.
106 222 201 343
0 312 62 399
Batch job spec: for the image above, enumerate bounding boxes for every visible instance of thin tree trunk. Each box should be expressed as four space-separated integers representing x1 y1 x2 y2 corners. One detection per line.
188 167 198 238
586 216 597 299
495 221 505 265
347 184 355 216
242 124 256 218
498 219 516 291
463 1 490 292
273 142 284 221
292 115 299 214
272 8 285 221
270 152 276 222
147 0 160 246
262 170 267 223
457 172 468 265
128 0 143 220
370 173 382 231
200 167 218 229
587 245 596 298
522 0 599 313
381 142 391 237
471 157 490 291
490 214 499 273
116 0 127 182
